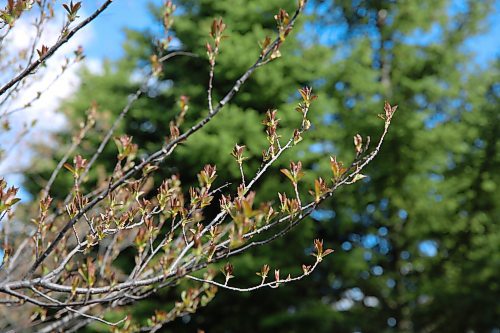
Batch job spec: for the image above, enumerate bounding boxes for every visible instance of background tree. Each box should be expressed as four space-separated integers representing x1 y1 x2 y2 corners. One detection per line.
288 1 500 332
8 0 500 332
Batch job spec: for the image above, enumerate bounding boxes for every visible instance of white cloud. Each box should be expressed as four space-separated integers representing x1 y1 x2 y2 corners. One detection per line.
0 9 98 188
85 57 105 75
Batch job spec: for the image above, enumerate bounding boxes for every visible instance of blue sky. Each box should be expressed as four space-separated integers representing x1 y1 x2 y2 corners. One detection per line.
85 0 162 60
464 0 500 65
85 0 500 63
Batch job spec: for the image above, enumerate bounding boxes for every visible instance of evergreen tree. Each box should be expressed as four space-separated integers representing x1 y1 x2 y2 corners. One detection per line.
413 62 500 332
279 1 499 332
23 0 499 332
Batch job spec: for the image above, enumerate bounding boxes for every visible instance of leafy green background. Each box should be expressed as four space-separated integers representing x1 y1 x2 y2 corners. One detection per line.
24 0 500 332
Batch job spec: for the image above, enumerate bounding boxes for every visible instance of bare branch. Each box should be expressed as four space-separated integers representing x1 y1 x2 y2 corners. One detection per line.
0 0 114 97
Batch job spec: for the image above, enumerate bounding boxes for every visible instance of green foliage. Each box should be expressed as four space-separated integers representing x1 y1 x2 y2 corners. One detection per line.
24 0 499 332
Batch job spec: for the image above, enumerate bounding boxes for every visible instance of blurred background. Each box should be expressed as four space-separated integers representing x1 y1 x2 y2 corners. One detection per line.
2 0 499 332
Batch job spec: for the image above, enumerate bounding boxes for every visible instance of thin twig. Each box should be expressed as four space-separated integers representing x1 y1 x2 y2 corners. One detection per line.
0 0 114 97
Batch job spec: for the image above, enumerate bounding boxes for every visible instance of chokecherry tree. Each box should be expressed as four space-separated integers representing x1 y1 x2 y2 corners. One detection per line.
0 1 396 332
